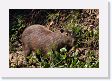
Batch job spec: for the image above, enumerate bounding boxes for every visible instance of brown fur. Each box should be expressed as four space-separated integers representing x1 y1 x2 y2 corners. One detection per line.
21 24 74 57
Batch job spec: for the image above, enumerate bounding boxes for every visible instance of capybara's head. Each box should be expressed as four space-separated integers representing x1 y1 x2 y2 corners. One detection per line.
56 29 75 49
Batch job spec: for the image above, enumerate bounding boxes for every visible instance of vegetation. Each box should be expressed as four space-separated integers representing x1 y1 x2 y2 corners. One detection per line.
9 9 99 68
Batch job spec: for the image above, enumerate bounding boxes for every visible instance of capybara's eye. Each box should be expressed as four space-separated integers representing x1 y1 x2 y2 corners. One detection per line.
65 33 68 36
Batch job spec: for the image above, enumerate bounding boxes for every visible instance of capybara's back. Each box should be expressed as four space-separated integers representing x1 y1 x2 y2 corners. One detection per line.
22 24 74 57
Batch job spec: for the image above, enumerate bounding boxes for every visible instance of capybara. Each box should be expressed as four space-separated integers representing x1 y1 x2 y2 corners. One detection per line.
21 24 74 58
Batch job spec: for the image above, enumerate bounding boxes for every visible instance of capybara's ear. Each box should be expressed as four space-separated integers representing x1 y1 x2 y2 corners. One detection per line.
60 29 64 33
